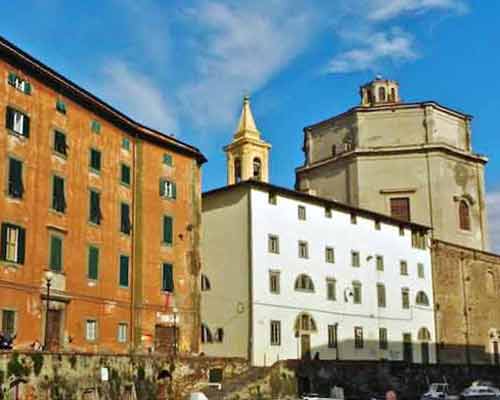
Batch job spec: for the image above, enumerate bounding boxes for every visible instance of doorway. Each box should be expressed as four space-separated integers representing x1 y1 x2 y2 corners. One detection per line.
493 341 499 365
403 333 413 363
46 309 62 351
421 342 430 364
301 334 311 360
154 325 178 356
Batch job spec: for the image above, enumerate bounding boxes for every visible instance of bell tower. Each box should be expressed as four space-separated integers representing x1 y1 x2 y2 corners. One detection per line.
224 96 271 185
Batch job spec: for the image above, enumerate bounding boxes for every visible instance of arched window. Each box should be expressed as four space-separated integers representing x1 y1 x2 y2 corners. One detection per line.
201 274 211 291
234 158 242 183
378 87 386 102
486 271 496 295
390 88 396 102
295 274 315 292
201 324 213 343
418 327 431 341
253 157 262 180
459 200 471 231
366 90 373 104
415 291 430 306
294 313 317 332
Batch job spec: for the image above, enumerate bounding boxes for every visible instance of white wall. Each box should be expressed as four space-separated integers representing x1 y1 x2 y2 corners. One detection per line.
249 187 435 366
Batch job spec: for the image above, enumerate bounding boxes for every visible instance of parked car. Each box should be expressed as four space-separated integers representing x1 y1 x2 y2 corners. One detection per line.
421 383 459 400
461 381 500 400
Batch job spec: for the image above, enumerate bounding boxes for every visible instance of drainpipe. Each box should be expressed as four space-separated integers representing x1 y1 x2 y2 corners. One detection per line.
459 252 472 369
129 131 138 351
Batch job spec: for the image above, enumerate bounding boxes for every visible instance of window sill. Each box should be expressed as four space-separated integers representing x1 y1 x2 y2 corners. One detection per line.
5 195 23 202
7 130 28 140
88 221 101 228
89 169 101 176
1 261 22 268
118 285 130 290
120 182 131 188
161 242 173 248
52 152 68 160
49 209 66 217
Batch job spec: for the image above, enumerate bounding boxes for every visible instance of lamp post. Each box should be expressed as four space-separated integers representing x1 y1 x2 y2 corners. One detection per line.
44 272 54 351
173 307 178 358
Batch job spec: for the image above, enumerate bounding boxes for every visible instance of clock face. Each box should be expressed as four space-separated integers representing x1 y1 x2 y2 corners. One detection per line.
454 164 469 186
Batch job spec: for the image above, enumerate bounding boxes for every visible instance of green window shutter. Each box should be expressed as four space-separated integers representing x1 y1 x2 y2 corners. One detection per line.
162 263 174 292
5 107 14 130
17 227 25 265
8 158 23 198
53 176 66 212
56 99 66 114
89 191 101 224
159 180 165 197
172 183 177 199
163 154 173 166
121 203 131 234
22 114 30 138
54 131 67 155
7 72 16 85
50 236 62 272
91 120 101 133
163 216 173 245
24 82 31 95
122 138 130 150
119 255 129 287
90 149 101 171
88 246 99 280
0 224 8 261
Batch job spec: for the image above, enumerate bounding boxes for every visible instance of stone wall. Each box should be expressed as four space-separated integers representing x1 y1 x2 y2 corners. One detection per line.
432 240 500 364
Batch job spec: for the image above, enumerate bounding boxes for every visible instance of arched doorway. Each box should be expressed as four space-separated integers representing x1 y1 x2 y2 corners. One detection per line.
294 312 317 360
418 327 431 364
253 157 262 180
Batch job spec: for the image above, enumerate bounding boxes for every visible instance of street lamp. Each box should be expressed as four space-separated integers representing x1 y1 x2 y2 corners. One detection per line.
44 271 54 350
172 307 178 358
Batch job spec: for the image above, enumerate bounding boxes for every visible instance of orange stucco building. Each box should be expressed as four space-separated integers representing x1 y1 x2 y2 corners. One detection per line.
0 36 206 354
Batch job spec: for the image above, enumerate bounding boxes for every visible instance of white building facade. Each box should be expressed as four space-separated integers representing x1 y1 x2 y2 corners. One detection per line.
201 180 436 366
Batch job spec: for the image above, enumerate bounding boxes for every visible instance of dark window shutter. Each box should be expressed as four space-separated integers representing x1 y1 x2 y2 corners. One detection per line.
90 191 101 224
159 180 165 197
24 82 31 95
90 149 101 171
17 227 26 265
162 263 174 292
22 114 30 138
50 236 62 272
0 223 8 260
54 131 67 155
172 183 177 199
5 107 14 130
163 216 173 245
121 203 131 234
88 246 99 280
53 176 66 212
119 255 129 287
390 198 410 222
7 72 16 85
121 165 130 185
8 158 23 198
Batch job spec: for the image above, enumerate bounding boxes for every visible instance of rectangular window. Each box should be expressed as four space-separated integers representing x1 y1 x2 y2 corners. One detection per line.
5 107 30 137
377 283 386 308
121 164 131 186
90 120 101 134
268 192 277 205
400 260 408 276
120 203 131 235
214 328 224 343
49 234 63 272
162 263 174 292
298 205 306 220
353 282 362 304
268 235 279 254
375 220 381 230
53 131 67 156
56 99 66 114
376 255 384 271
390 197 410 222
325 247 335 263
298 241 309 259
89 149 101 172
52 175 66 213
402 288 410 309
350 213 357 224
399 226 405 236
328 325 338 348
87 246 99 280
0 223 25 264
379 328 388 350
163 153 173 166
117 323 128 343
7 72 31 94
269 271 280 294
85 320 97 341
412 230 427 249
159 179 177 199
89 190 102 225
119 255 129 287
354 327 364 348
351 251 360 267
327 278 336 301
270 320 281 346
163 216 173 245
122 137 130 151
1 310 16 335
325 207 332 218
418 263 425 279
7 158 23 199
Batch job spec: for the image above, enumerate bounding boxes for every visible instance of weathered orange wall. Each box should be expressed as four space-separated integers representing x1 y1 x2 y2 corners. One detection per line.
0 54 202 354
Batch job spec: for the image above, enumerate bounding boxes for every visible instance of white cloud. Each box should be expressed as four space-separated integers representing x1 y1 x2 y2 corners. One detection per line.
327 28 417 73
367 0 468 21
178 1 319 129
101 60 178 134
487 191 500 254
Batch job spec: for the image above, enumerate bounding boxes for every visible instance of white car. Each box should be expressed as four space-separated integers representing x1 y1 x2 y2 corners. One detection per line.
461 381 500 399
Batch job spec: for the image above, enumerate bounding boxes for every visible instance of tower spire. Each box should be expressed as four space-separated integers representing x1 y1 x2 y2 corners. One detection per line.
234 96 260 139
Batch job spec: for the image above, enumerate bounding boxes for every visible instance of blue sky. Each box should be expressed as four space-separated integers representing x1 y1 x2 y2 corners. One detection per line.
2 0 499 250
